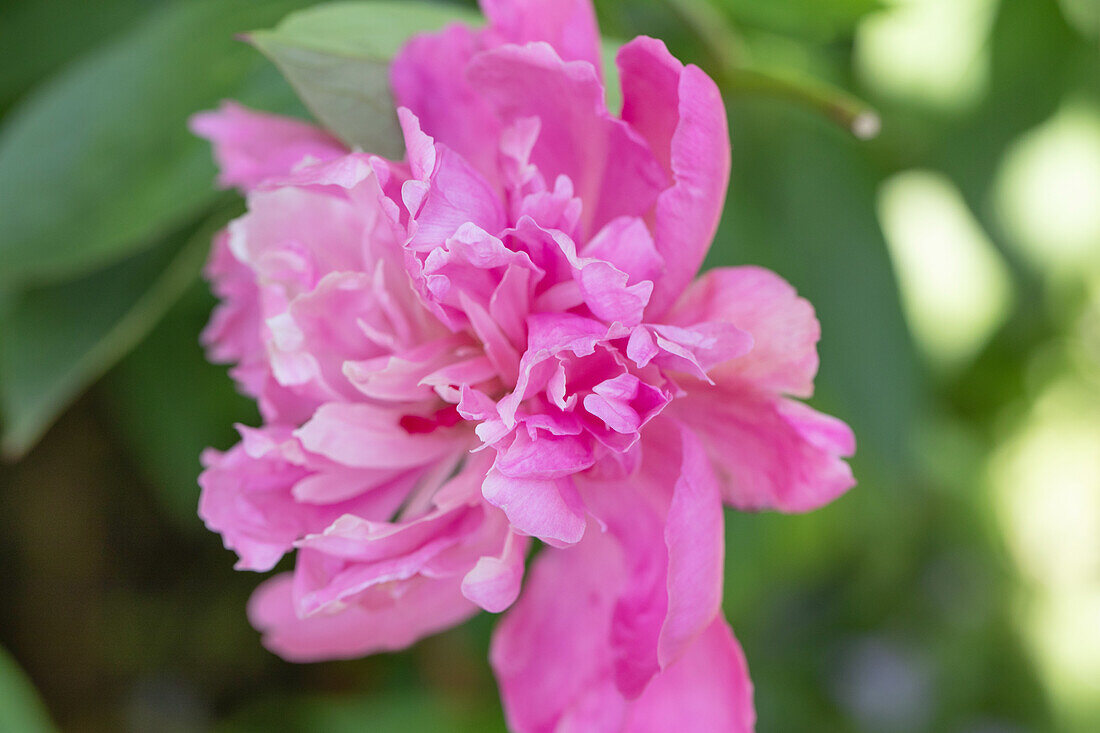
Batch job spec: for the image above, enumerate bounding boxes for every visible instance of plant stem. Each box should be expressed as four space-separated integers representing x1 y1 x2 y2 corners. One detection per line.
662 0 881 139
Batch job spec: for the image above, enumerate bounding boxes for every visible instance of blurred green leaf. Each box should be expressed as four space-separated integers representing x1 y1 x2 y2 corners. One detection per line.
0 646 55 733
713 101 923 469
0 0 319 288
249 1 479 158
0 209 234 459
218 691 506 733
101 283 259 530
713 0 882 39
0 0 168 112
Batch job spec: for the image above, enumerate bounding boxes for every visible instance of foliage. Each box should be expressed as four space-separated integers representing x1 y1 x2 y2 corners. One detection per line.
1 0 1098 730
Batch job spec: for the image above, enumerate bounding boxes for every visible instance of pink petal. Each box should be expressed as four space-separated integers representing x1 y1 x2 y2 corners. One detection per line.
189 102 345 192
668 265 821 398
248 573 477 662
621 618 756 733
481 469 586 547
489 522 755 732
295 403 461 470
495 430 595 480
658 425 724 668
198 428 412 572
581 216 664 287
617 38 730 317
467 43 666 237
391 24 502 185
673 385 855 512
481 0 602 72
461 529 529 613
398 109 506 251
490 529 625 733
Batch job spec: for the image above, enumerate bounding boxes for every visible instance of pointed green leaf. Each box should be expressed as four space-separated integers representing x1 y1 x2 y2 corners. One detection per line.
0 0 318 288
0 208 237 459
248 1 480 158
0 646 55 733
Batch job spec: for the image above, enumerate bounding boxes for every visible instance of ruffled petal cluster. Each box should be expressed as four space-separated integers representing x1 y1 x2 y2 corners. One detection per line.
192 1 854 729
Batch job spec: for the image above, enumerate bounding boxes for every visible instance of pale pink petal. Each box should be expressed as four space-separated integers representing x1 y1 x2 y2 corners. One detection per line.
295 403 462 470
291 507 482 616
198 428 413 572
189 102 345 192
673 385 856 512
617 37 730 317
669 265 820 398
461 529 529 613
201 230 267 396
248 573 477 662
480 0 602 71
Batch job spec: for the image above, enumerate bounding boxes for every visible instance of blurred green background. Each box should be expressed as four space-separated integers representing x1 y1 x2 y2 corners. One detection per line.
1 0 1099 730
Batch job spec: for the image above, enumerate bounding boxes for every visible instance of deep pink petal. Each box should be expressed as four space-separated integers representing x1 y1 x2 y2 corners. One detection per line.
480 0 602 71
621 617 756 733
391 24 502 185
468 43 666 237
481 469 586 547
658 425 724 668
617 38 730 317
490 529 624 733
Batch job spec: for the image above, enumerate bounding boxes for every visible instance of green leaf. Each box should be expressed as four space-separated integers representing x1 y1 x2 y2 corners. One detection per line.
249 1 480 158
0 209 236 459
0 0 319 288
714 0 882 39
710 100 924 470
0 646 56 733
100 283 259 530
0 0 168 112
218 691 506 733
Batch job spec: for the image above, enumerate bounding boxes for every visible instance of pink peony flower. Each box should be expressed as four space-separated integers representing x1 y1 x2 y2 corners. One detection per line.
192 0 855 729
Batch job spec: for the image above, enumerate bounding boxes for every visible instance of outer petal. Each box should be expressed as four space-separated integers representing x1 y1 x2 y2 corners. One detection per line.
480 0 602 72
658 425 725 668
673 385 856 512
668 265 820 398
490 523 754 733
248 573 477 662
201 230 267 397
621 618 756 733
490 528 625 733
391 24 502 186
617 37 730 317
581 421 724 697
189 102 345 192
